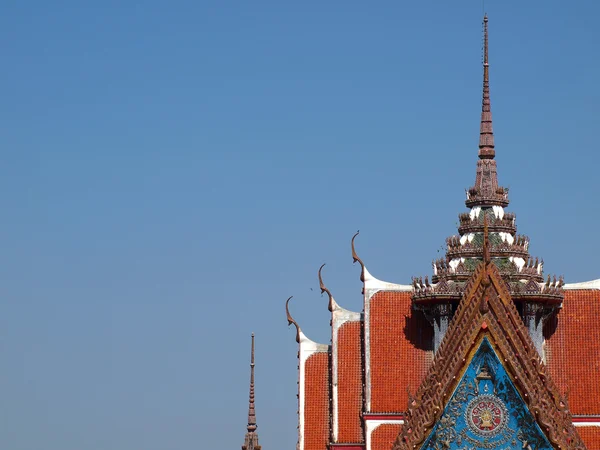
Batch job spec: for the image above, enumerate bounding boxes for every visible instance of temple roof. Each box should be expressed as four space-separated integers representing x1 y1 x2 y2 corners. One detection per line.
394 255 586 449
284 12 599 450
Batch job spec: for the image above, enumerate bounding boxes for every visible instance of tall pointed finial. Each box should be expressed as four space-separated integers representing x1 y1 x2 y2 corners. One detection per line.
479 14 495 159
466 14 507 209
242 333 261 450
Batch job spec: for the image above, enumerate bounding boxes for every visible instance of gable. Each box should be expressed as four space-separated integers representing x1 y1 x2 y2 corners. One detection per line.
421 337 552 449
392 259 586 450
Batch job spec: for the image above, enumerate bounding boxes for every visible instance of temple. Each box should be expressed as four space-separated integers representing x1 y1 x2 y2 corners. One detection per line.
284 15 600 450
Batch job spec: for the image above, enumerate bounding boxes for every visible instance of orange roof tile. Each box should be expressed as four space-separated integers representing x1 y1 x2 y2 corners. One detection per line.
576 426 600 448
369 291 432 412
545 289 600 415
336 321 363 443
304 352 330 450
371 424 401 450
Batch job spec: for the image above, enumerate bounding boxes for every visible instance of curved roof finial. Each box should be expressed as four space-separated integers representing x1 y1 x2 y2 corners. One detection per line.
318 263 335 312
351 231 365 282
285 296 301 343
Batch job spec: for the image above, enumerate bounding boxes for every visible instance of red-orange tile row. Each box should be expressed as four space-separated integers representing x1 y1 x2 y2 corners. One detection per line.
370 424 402 450
545 290 600 415
369 291 432 412
336 321 363 443
576 426 600 448
304 352 330 450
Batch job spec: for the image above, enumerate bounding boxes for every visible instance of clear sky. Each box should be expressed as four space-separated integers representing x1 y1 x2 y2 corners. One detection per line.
1 1 599 449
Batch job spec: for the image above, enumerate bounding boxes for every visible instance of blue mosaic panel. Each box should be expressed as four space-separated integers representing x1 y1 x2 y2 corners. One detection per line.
420 338 552 450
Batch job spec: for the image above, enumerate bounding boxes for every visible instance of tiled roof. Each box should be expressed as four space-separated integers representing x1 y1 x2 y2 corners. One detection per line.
545 289 600 415
293 285 600 450
369 291 432 412
336 321 363 443
576 427 600 448
304 352 330 450
371 424 401 450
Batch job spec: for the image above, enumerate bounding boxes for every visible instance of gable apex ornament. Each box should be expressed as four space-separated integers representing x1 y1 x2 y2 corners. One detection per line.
392 260 586 449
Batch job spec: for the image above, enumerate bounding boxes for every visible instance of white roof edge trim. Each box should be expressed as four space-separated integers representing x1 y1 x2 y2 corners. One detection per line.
564 279 600 290
363 265 412 293
331 301 361 322
365 420 405 450
298 330 329 355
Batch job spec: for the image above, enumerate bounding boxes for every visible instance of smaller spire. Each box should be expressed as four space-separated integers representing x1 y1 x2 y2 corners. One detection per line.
242 333 261 450
247 333 256 432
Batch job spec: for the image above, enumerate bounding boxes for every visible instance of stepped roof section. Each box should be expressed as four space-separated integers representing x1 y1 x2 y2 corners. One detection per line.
286 296 330 450
284 239 600 449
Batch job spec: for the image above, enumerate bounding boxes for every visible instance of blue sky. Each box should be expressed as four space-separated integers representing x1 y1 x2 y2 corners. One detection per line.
1 1 598 449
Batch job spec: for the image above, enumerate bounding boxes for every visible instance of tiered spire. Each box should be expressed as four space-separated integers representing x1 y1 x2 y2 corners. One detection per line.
242 333 261 450
466 14 508 208
412 16 563 353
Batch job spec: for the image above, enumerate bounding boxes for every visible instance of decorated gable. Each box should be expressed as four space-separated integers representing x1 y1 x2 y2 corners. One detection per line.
393 244 586 450
422 337 552 449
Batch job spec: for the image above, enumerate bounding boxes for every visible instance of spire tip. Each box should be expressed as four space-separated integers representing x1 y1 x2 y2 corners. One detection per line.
478 13 494 159
244 332 259 442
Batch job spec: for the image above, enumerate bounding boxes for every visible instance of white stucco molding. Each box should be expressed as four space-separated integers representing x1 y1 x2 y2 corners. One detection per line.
363 266 412 299
365 419 404 450
564 279 600 290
